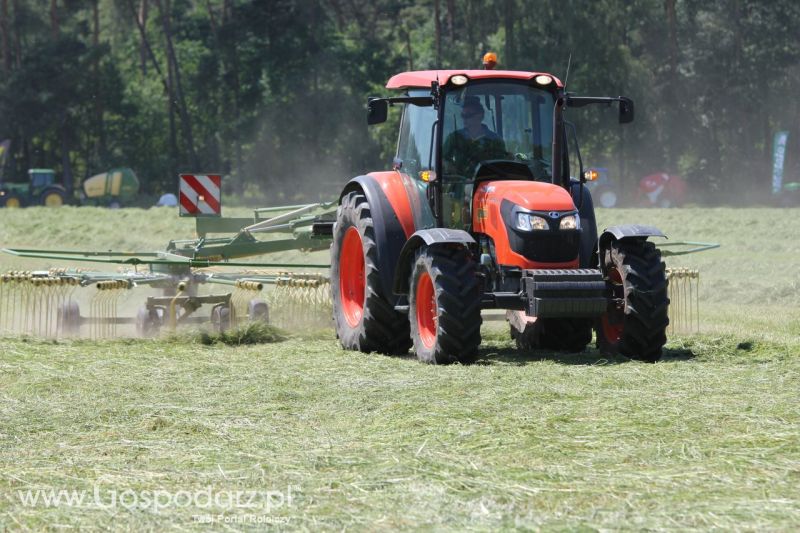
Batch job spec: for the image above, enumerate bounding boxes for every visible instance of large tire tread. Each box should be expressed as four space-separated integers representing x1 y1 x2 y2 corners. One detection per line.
332 191 411 355
596 239 669 362
409 246 482 364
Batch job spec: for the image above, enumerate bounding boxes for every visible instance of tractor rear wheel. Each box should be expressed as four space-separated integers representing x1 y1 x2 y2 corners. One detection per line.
409 245 482 364
331 191 411 354
509 313 591 352
596 239 669 362
41 188 66 207
539 319 593 352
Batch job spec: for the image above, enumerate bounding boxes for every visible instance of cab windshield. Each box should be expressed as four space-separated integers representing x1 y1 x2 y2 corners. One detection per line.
441 81 555 182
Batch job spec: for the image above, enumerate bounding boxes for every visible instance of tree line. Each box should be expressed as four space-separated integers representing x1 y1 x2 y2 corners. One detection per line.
0 0 798 203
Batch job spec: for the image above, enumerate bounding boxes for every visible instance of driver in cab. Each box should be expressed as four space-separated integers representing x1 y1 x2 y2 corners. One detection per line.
443 96 508 178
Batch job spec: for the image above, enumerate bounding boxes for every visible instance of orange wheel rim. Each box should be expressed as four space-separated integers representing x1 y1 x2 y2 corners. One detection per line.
339 226 365 327
416 271 437 348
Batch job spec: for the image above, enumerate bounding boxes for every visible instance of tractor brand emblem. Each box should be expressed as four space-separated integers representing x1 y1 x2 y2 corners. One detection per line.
179 174 222 217
549 211 560 218
477 208 487 220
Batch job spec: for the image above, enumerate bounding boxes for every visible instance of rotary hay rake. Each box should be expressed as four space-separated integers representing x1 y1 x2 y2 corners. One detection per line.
0 193 715 341
1 201 339 339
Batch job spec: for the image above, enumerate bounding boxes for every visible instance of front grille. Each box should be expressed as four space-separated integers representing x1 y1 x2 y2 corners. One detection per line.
509 229 580 262
499 199 581 263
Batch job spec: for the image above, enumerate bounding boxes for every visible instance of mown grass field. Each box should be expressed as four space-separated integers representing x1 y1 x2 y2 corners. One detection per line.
1 206 799 530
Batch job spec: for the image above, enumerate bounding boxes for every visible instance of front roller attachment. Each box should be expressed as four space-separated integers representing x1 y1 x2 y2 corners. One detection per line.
521 269 607 317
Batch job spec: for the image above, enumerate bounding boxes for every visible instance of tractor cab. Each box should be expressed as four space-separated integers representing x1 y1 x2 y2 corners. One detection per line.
369 69 619 267
28 169 57 190
393 79 558 231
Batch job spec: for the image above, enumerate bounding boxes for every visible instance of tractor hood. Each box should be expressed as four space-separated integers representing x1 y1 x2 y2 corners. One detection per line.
472 180 580 270
473 180 576 214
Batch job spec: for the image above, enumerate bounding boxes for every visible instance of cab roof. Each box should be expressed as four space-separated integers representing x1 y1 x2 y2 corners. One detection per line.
386 70 564 90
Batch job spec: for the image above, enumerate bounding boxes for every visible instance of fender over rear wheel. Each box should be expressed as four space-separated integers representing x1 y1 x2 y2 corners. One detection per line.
331 191 411 354
596 239 669 362
409 245 482 364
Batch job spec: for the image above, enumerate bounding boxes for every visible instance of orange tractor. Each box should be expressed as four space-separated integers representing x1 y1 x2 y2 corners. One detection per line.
329 58 669 363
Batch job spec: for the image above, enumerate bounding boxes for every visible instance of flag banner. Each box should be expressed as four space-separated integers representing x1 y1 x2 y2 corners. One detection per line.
772 131 789 195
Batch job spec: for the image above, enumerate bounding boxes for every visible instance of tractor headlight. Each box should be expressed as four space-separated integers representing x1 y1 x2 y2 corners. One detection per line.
516 213 549 231
559 214 580 230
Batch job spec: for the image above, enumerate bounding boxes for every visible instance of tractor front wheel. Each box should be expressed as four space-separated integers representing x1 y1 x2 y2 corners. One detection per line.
331 191 411 354
0 191 23 208
596 239 669 362
409 245 482 364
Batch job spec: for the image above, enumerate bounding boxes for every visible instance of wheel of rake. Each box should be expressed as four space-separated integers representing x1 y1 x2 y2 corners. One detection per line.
211 304 232 333
58 300 81 336
331 190 411 355
136 306 165 337
248 299 269 323
408 245 482 364
596 238 669 362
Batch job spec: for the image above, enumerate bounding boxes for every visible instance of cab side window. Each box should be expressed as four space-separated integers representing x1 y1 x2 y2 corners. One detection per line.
396 96 437 179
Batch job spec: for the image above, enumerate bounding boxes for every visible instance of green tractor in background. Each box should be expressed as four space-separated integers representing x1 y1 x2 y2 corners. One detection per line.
0 169 68 208
0 167 139 208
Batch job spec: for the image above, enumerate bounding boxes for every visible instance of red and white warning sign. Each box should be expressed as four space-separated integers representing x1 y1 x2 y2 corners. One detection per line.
179 174 221 216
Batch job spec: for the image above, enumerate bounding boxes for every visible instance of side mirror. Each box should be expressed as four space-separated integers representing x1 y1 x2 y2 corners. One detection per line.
619 97 634 124
367 98 388 125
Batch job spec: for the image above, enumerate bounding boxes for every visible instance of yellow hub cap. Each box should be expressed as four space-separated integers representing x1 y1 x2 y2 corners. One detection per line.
5 197 21 208
44 193 63 207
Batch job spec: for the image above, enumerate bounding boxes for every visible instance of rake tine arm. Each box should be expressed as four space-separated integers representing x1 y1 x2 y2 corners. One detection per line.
658 241 720 257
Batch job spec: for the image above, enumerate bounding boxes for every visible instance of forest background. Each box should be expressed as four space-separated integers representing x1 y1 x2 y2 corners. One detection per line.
0 0 798 204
